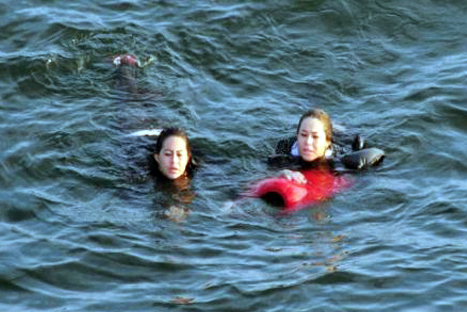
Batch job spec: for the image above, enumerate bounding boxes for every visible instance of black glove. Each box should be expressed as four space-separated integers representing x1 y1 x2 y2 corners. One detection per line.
352 134 367 151
341 148 385 170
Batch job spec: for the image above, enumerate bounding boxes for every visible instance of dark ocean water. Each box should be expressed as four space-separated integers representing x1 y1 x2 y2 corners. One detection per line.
2 0 467 311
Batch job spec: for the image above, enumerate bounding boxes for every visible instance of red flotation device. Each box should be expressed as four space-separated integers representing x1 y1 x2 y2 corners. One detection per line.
247 168 351 213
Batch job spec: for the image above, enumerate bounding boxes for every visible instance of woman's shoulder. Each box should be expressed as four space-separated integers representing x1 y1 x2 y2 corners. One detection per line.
275 136 296 155
269 136 300 168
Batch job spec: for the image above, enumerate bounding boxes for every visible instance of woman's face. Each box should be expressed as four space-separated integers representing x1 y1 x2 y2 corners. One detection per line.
297 117 329 162
154 135 190 180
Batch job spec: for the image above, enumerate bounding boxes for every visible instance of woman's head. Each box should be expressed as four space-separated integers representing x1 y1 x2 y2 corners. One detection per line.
296 109 333 162
154 128 194 180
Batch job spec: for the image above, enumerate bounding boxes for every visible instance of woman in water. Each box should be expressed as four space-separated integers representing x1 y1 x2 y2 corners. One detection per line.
271 108 385 179
281 108 333 159
151 127 197 181
249 108 384 211
272 108 335 183
149 127 198 221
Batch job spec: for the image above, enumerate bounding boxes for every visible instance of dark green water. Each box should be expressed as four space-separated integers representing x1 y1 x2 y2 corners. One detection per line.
2 0 467 311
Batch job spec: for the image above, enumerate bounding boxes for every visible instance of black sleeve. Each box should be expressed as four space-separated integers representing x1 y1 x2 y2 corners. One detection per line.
275 136 296 155
266 136 300 168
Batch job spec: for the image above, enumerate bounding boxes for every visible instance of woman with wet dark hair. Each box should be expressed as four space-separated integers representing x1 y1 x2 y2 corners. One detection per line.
151 127 197 180
147 127 198 221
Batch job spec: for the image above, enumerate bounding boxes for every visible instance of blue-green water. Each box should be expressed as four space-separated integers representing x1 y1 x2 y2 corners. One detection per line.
2 1 467 311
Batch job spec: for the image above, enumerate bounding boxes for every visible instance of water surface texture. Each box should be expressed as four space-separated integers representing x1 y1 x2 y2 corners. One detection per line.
2 0 467 311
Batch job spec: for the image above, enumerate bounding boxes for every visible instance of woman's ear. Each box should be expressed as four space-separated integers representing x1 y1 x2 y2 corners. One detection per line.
153 153 160 164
